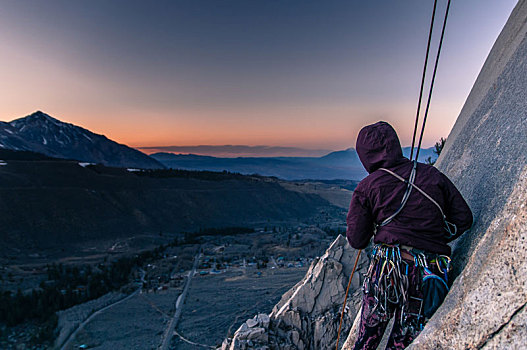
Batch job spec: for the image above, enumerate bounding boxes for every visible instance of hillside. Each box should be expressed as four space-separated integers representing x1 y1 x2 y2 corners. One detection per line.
0 111 164 169
0 149 335 253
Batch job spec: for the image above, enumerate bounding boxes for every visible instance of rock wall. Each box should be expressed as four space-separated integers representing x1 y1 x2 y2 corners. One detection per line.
221 235 370 350
408 0 527 348
436 0 527 275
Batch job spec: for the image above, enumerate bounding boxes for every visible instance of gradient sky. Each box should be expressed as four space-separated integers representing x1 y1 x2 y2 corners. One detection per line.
0 0 518 153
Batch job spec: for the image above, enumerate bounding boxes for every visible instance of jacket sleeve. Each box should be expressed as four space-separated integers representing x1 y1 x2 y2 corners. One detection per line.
346 186 374 249
441 174 473 242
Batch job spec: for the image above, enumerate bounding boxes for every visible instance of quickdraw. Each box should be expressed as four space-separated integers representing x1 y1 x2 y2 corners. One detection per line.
362 244 452 330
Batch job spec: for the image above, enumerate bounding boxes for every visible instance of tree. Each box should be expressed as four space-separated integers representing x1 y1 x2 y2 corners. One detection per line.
426 137 447 165
434 137 447 156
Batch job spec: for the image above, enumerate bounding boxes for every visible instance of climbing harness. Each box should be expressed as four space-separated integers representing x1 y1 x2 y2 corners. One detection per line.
374 161 417 232
334 244 451 350
378 162 458 239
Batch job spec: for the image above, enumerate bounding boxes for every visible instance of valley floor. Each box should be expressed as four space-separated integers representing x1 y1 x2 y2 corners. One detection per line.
65 289 182 350
57 261 307 350
1 221 343 349
171 267 307 349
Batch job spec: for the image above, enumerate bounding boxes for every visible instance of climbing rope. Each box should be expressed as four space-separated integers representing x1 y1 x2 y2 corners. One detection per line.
411 0 452 161
410 0 438 161
335 249 362 350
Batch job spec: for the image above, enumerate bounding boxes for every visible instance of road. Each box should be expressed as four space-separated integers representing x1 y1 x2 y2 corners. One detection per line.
158 252 201 350
60 290 139 350
59 270 145 350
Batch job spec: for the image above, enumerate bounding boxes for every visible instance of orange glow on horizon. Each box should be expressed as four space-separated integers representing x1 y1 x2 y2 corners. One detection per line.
1 101 455 152
0 1 516 156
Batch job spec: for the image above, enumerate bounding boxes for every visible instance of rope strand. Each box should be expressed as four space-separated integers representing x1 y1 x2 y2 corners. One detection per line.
335 249 362 350
415 0 452 161
410 0 438 161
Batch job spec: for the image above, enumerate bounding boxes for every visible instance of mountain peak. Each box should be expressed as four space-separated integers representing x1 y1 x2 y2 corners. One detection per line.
28 110 54 120
11 110 64 128
30 110 51 118
3 111 164 169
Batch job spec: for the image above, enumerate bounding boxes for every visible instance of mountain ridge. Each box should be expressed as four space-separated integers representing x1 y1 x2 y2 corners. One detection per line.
151 146 437 181
0 111 164 169
1 111 438 180
138 144 333 157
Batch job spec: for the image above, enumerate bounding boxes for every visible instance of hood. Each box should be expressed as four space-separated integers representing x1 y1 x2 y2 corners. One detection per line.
356 121 406 173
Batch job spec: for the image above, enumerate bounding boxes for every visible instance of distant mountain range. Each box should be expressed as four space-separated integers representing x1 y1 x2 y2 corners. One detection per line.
0 111 438 180
0 111 164 169
151 147 437 181
138 145 333 157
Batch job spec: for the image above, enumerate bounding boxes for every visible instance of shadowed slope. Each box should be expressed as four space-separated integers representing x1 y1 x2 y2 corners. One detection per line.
0 150 334 252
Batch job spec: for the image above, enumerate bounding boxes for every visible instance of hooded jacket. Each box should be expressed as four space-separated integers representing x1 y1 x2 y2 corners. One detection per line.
346 121 473 255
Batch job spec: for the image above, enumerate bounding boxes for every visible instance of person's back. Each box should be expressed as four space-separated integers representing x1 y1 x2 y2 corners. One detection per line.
347 121 472 349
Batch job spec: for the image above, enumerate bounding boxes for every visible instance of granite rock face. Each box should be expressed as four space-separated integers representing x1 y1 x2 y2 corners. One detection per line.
221 235 370 350
406 1 527 348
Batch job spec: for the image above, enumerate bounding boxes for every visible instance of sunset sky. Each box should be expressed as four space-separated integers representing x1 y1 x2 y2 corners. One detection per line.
0 0 518 155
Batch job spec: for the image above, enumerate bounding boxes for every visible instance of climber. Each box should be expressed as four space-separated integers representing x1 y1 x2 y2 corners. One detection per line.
346 121 472 350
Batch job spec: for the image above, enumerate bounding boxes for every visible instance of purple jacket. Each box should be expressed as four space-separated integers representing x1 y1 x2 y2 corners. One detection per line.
346 122 473 255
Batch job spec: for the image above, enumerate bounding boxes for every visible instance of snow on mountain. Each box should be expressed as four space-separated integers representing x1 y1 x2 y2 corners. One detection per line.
0 121 40 152
1 111 164 169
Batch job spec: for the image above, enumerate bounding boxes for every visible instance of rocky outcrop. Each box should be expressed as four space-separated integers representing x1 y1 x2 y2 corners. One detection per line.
411 172 527 349
221 235 370 350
